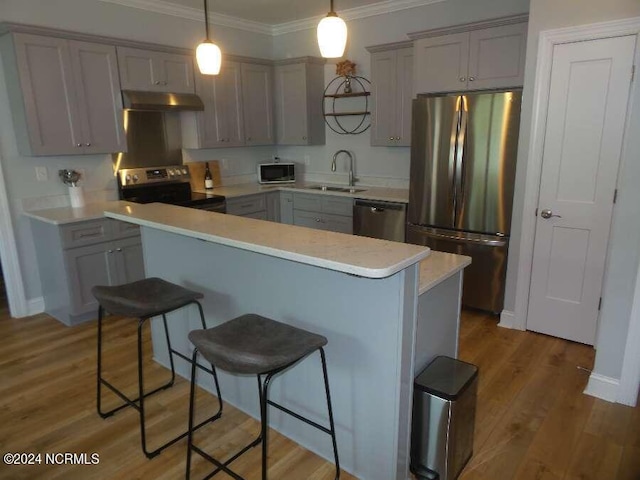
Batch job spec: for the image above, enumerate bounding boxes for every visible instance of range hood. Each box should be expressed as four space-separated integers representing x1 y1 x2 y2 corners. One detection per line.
122 90 204 111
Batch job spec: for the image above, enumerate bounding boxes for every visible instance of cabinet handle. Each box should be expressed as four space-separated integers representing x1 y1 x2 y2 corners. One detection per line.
302 136 307 140
79 232 101 238
162 81 168 85
116 247 122 252
469 76 475 81
459 76 466 82
76 143 82 147
389 136 394 141
315 218 321 222
85 142 91 147
154 81 161 85
107 249 113 254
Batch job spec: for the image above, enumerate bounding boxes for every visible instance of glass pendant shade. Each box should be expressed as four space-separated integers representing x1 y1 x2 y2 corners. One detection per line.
196 41 222 75
317 12 347 58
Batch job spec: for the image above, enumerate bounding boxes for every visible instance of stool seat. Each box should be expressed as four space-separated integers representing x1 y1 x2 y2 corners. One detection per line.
188 314 328 375
92 277 203 318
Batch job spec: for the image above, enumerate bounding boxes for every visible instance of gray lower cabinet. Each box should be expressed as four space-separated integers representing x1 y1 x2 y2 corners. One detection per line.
292 192 353 234
2 32 126 156
226 194 267 218
30 218 144 326
280 191 294 225
265 191 281 222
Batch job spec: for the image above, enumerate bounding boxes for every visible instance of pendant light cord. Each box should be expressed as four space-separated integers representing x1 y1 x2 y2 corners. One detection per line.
330 0 335 14
203 0 210 41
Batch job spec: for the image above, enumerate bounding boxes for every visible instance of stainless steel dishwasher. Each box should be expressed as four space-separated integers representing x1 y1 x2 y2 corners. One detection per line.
353 199 407 242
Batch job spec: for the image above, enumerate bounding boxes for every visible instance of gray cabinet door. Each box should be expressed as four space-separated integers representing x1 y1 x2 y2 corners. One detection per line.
274 63 308 145
414 32 470 94
158 52 195 94
117 46 160 90
117 47 193 93
68 40 126 154
371 50 397 146
280 191 294 225
395 47 414 146
467 23 527 90
241 63 274 145
65 242 116 315
12 33 83 155
221 61 245 146
265 191 281 222
113 236 145 284
323 213 353 234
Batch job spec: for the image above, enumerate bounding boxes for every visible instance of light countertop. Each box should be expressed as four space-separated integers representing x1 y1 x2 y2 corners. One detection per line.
194 182 410 204
103 202 430 279
23 200 135 225
418 251 471 295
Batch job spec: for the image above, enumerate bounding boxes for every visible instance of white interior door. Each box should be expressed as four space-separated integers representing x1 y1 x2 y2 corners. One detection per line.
528 35 637 345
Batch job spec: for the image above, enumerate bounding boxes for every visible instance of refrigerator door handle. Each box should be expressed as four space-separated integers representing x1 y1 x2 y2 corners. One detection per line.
456 96 469 215
412 228 507 247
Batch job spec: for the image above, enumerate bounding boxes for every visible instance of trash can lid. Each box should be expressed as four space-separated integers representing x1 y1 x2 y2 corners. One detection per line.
414 356 478 401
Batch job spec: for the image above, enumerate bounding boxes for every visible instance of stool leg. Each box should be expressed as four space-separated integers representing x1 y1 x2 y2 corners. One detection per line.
319 347 341 480
186 349 199 480
162 314 176 387
136 318 156 459
259 373 275 480
96 305 107 417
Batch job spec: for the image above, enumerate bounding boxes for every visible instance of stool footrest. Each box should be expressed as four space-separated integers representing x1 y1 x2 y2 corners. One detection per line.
98 377 173 418
192 435 261 480
267 399 333 436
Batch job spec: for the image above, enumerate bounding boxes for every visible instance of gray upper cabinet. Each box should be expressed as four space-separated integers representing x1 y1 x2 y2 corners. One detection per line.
274 58 326 146
241 63 274 145
3 33 126 156
117 46 195 93
413 21 527 94
370 46 413 146
186 59 273 148
195 60 245 147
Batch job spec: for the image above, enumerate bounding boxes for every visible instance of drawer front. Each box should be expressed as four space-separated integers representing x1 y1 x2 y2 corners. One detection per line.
227 194 266 216
324 213 353 234
293 192 323 212
322 196 353 216
61 220 111 249
111 219 141 238
293 210 326 230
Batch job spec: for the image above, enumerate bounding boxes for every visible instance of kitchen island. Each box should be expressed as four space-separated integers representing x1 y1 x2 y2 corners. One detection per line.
103 202 468 480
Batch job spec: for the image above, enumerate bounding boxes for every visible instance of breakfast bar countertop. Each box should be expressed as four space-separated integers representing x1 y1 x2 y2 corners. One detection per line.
103 202 430 279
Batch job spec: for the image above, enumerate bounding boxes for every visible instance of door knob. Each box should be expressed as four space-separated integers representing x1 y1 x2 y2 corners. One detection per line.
540 209 562 219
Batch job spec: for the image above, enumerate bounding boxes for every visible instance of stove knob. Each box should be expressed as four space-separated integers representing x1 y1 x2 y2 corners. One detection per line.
181 168 188 175
132 174 139 183
174 169 181 176
125 174 132 184
168 169 175 176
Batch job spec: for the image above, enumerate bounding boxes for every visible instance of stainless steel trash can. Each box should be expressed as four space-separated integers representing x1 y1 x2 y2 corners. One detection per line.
410 356 478 480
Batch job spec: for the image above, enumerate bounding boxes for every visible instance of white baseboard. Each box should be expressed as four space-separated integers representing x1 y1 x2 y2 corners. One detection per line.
498 310 515 329
584 372 619 403
26 297 44 316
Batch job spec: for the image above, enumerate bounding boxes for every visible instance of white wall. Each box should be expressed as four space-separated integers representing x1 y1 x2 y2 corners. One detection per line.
273 0 529 183
0 0 274 301
503 0 640 380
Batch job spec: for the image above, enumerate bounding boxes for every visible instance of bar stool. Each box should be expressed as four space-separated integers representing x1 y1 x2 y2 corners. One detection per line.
92 277 223 459
186 313 340 480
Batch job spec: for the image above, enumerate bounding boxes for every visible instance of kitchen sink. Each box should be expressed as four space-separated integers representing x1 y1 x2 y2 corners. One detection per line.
306 185 367 193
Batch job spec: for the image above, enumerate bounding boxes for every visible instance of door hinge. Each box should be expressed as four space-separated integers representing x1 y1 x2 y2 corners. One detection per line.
613 189 618 204
632 65 636 82
598 297 602 310
535 207 538 217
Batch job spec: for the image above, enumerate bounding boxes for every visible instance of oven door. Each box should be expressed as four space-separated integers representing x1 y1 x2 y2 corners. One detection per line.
187 201 227 214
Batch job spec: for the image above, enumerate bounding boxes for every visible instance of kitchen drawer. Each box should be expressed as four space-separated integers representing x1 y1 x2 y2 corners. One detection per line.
324 213 353 234
322 196 353 216
111 219 141 238
227 194 266 216
60 220 111 249
293 192 323 212
293 210 326 229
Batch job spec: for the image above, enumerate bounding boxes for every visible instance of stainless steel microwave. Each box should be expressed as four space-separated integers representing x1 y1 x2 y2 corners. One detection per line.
258 162 295 184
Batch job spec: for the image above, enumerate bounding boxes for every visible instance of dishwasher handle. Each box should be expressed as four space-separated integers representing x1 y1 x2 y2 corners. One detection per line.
354 199 407 212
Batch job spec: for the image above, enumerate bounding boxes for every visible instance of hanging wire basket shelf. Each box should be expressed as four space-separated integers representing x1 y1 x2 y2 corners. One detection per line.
322 75 371 135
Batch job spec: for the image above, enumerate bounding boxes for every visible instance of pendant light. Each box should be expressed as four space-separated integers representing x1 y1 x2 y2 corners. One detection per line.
196 0 222 75
317 0 347 58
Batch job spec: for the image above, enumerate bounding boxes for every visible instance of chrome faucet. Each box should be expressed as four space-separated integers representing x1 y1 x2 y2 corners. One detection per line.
331 150 356 187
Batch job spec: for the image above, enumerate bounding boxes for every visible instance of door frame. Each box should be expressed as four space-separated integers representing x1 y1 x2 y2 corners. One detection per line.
0 148 28 318
512 16 640 401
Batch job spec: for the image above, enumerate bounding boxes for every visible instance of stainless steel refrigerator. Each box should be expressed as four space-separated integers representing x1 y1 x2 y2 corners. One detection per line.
407 90 522 313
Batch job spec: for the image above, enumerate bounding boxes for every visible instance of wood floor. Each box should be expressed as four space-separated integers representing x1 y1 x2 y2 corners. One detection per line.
0 304 638 480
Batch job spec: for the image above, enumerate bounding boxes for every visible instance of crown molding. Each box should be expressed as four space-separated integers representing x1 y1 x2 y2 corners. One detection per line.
99 0 448 37
408 12 528 39
97 0 273 35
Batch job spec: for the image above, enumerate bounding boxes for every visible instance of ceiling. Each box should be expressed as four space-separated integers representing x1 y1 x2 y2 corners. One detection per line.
99 0 443 32
162 0 382 25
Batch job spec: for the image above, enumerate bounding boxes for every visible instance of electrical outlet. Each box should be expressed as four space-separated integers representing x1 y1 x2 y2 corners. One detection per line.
304 155 311 166
221 159 228 170
35 166 48 181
